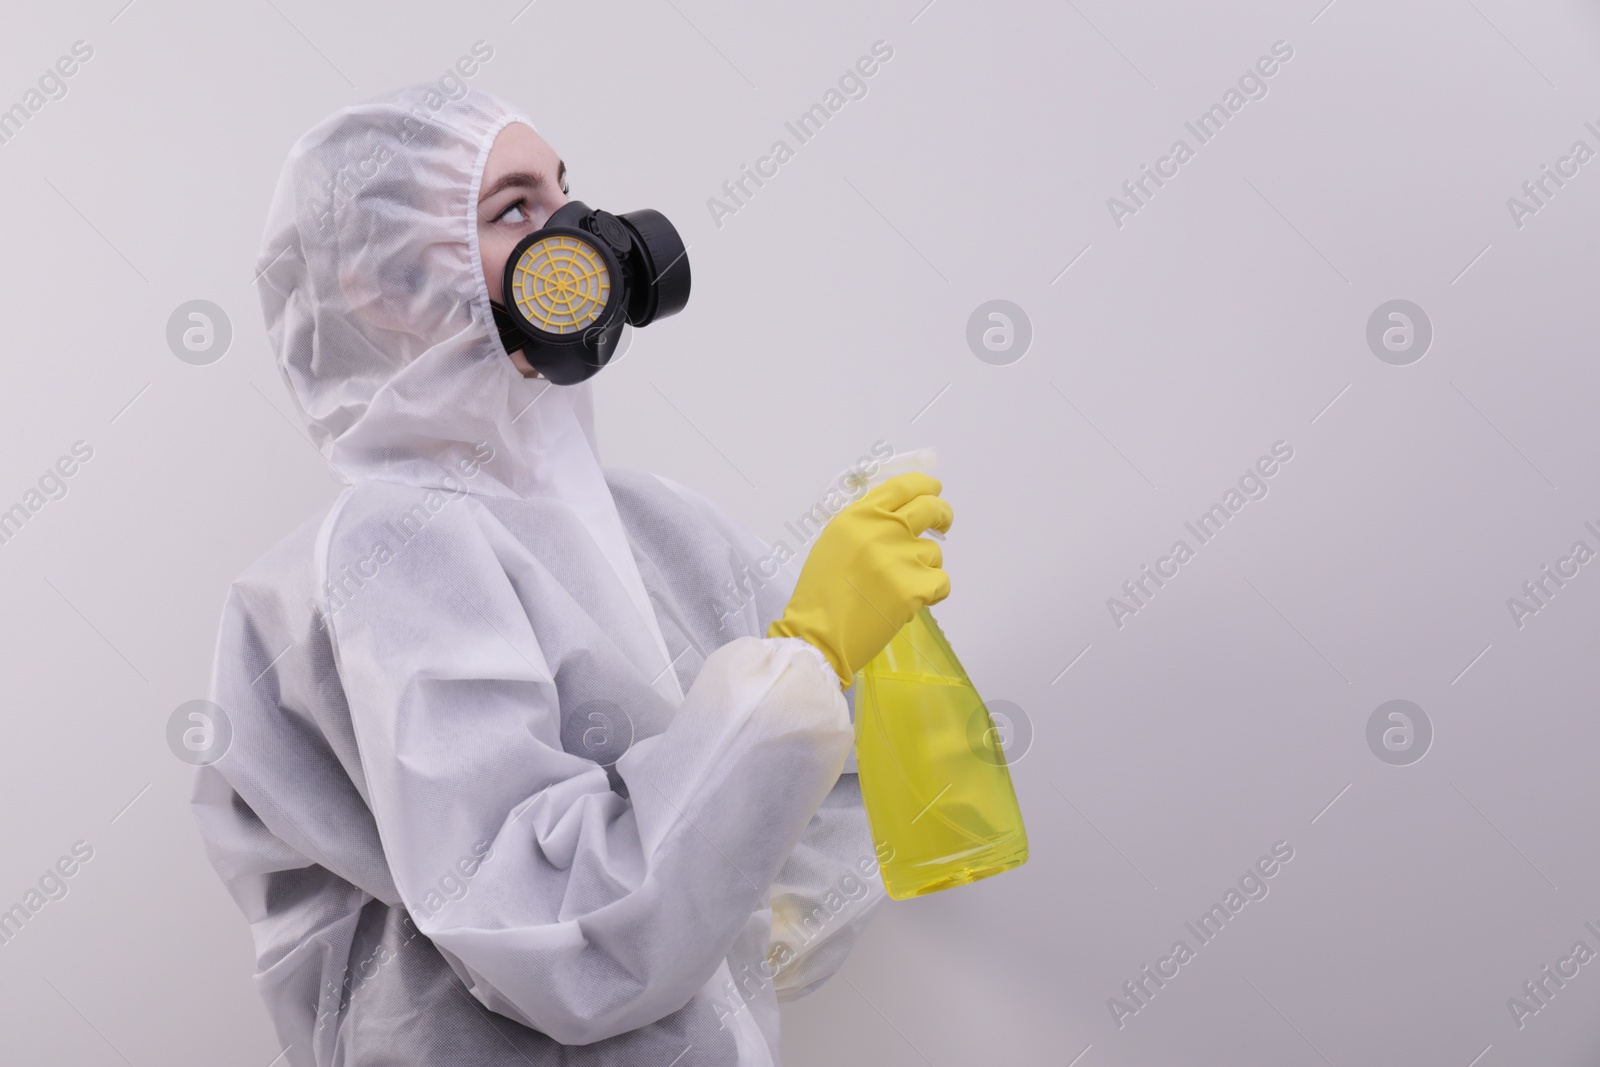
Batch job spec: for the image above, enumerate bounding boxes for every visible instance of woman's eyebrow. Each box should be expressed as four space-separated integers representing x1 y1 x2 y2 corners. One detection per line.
480 161 568 203
480 171 543 201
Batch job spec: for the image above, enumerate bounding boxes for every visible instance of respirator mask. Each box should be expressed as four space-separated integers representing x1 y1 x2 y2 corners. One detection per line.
489 200 691 385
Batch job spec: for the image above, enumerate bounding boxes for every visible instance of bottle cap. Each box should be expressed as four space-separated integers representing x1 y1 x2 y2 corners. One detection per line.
837 448 945 540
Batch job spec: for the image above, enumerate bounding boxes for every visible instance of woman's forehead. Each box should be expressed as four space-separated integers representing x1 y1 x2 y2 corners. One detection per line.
484 122 558 177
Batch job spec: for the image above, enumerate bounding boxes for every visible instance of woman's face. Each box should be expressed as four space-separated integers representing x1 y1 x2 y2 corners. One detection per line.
477 122 569 378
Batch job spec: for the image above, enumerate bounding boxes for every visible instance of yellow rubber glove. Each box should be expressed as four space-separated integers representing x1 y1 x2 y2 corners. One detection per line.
768 472 953 687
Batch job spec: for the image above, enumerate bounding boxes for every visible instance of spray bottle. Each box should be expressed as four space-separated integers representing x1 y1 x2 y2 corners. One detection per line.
839 449 1029 899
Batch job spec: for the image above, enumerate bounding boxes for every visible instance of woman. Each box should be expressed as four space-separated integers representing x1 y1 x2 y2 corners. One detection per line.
192 82 951 1066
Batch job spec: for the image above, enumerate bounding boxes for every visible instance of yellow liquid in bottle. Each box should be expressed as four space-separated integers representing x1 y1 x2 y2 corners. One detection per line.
855 608 1029 899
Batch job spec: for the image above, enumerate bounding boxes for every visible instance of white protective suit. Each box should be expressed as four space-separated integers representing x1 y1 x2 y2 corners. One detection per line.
191 83 885 1067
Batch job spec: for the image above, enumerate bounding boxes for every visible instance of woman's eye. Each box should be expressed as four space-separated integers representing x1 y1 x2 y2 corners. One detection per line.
495 201 528 224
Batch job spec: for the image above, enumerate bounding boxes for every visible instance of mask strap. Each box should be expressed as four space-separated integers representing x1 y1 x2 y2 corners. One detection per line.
489 300 526 355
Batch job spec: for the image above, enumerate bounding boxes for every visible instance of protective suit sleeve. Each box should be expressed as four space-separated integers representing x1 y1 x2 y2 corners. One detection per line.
649 473 886 997
765 770 887 1000
322 499 854 1046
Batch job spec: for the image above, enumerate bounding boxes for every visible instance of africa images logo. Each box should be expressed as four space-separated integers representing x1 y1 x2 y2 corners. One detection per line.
1105 40 1295 229
1106 441 1294 628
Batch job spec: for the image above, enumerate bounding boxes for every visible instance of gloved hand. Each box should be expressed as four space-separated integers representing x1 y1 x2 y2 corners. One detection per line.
768 472 953 687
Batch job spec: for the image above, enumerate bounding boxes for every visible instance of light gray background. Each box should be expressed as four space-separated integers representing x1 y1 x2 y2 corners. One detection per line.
1 0 1597 1063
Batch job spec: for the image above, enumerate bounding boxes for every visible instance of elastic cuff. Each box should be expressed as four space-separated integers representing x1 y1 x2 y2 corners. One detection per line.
768 634 850 690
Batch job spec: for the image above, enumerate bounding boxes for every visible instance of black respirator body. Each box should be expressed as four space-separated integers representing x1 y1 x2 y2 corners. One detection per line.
490 200 690 385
